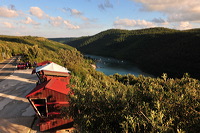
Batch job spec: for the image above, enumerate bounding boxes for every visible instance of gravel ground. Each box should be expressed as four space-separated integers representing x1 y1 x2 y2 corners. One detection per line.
0 69 46 133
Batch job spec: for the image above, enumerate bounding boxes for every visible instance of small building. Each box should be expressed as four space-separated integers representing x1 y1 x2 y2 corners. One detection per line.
26 61 73 131
26 78 73 131
36 60 52 67
32 62 71 85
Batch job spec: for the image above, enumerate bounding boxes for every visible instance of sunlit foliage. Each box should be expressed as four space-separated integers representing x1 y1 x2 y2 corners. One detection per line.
1 34 199 132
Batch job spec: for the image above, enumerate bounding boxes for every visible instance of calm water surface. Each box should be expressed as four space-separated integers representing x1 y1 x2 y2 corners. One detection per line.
85 55 153 77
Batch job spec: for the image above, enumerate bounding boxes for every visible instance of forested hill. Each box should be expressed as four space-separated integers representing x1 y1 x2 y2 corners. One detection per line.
0 35 199 132
64 27 200 79
49 37 76 44
0 35 76 65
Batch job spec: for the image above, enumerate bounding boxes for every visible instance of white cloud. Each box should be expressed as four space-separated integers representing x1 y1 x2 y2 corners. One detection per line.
133 0 189 12
21 17 40 25
68 8 89 21
0 6 18 18
49 16 63 27
29 7 80 29
29 7 48 19
64 20 80 29
114 18 155 29
62 7 67 13
114 18 136 27
70 9 82 16
80 16 89 21
49 16 80 29
0 6 83 37
98 0 113 10
152 18 165 23
132 0 200 22
2 22 14 28
178 21 193 30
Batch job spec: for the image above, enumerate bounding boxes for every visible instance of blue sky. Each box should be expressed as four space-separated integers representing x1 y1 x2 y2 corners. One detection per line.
0 0 200 37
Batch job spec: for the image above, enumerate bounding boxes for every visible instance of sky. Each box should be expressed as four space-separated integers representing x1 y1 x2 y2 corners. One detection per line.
1 0 200 38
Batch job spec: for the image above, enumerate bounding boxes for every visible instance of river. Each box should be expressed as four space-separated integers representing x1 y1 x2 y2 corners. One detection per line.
85 55 153 77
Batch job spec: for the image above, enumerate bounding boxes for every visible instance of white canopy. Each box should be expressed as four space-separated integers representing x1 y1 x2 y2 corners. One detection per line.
35 62 70 73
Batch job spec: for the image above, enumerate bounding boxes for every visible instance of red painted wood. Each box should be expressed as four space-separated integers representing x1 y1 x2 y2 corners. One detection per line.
26 71 73 131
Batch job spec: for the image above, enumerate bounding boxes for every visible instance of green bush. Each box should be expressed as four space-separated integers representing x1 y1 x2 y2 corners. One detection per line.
68 73 200 132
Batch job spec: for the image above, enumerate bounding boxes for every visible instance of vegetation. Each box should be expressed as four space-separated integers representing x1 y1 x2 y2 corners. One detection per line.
49 37 77 44
68 73 200 132
0 35 74 64
1 34 199 132
64 27 200 80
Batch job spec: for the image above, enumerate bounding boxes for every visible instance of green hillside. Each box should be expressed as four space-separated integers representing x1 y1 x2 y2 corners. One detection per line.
0 35 74 64
49 37 77 44
0 35 199 132
65 27 200 79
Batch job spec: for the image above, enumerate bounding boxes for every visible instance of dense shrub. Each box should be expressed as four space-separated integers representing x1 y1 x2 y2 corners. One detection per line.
68 73 200 133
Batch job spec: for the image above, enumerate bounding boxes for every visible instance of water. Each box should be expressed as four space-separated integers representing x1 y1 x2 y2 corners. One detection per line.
85 55 153 77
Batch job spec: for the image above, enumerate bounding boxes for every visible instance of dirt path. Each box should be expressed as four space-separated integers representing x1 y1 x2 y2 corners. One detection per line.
0 69 39 133
0 56 49 133
0 56 18 82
